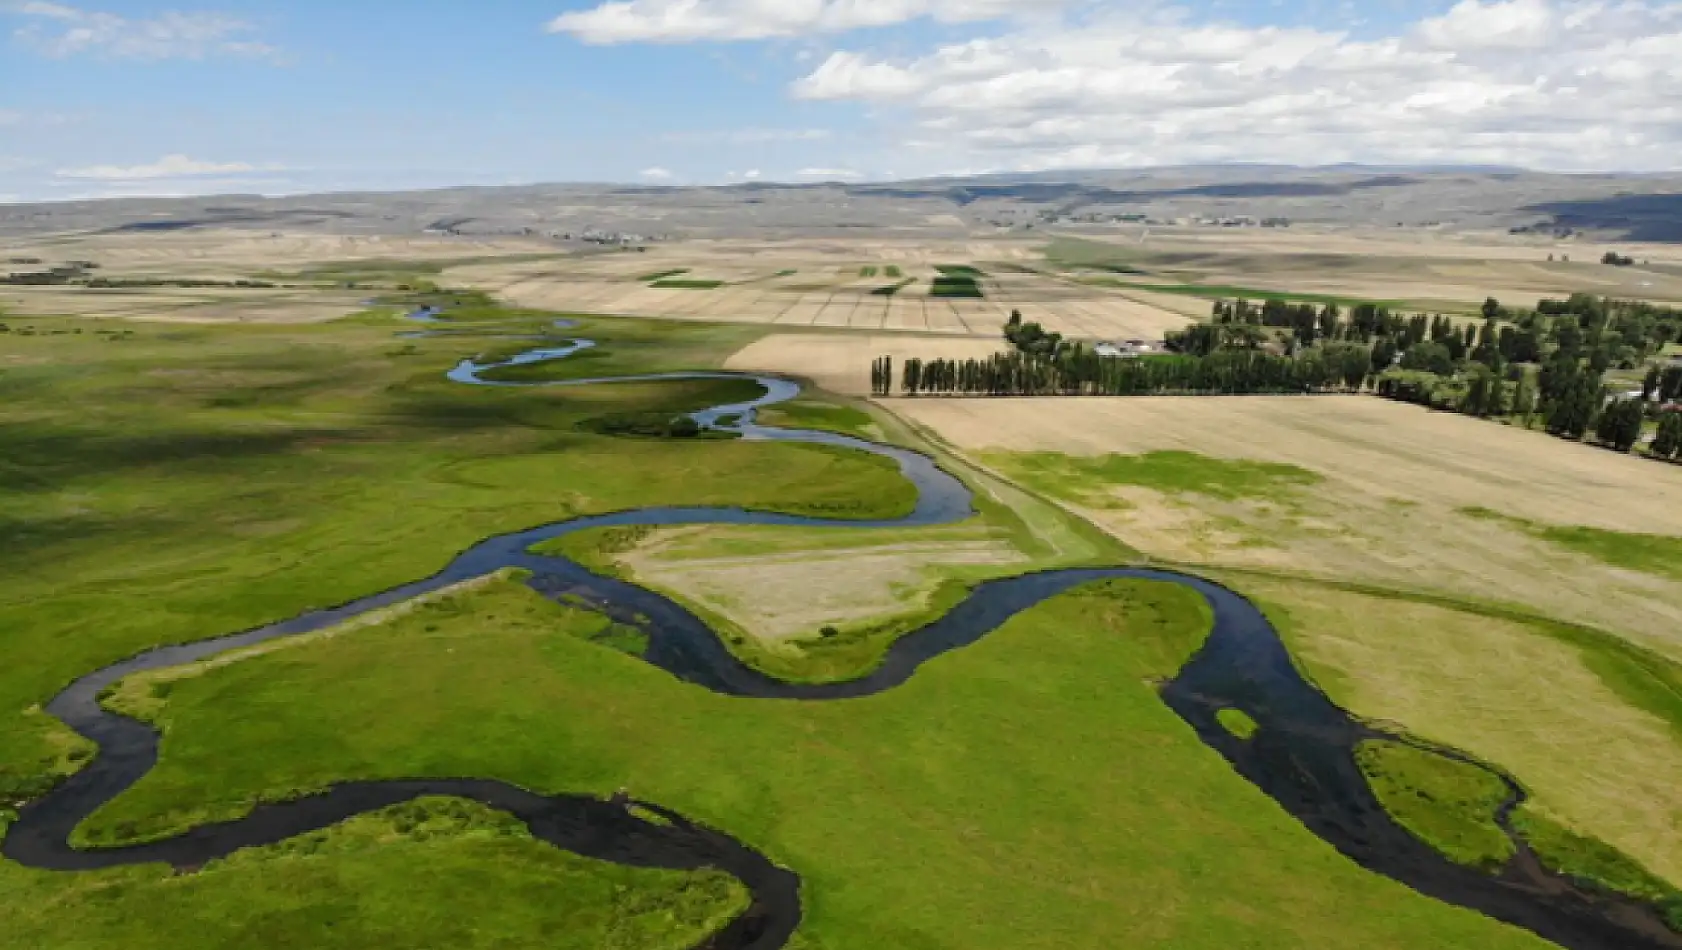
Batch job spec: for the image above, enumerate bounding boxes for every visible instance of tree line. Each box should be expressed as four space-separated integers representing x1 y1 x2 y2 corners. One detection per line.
892 347 1369 398
872 293 1682 463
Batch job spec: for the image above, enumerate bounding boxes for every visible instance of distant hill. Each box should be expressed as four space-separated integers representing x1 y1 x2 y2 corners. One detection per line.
4 166 1680 242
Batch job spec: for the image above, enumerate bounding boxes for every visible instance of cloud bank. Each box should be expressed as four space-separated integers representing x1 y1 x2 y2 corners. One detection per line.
56 154 284 181
549 0 1067 43
551 0 1682 173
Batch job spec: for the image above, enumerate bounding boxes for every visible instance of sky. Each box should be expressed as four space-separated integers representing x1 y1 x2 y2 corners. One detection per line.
2 0 1681 201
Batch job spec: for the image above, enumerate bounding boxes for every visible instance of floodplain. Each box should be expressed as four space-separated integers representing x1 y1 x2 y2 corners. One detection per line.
5 218 1682 950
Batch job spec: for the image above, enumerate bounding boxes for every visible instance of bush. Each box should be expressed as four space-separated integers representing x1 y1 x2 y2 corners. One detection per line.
578 412 709 439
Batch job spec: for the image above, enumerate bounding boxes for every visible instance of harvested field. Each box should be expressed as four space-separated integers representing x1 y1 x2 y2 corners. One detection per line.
1 285 374 323
445 239 1186 341
2 231 556 279
726 333 1004 395
892 395 1682 660
1048 230 1682 308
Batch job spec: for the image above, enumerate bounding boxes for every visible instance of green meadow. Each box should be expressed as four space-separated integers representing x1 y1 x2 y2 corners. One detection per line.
20 573 1557 950
0 308 910 803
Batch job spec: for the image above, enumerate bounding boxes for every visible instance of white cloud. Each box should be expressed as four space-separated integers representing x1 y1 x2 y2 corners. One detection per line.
640 166 675 179
743 168 761 179
796 167 863 179
1420 0 1556 50
56 154 284 181
7 2 281 61
786 0 1682 173
548 0 1068 44
0 109 19 126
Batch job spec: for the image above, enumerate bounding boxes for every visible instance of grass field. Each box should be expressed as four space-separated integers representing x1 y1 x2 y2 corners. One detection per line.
756 399 881 439
1 794 746 950
42 572 1564 950
0 308 917 804
1354 740 1515 870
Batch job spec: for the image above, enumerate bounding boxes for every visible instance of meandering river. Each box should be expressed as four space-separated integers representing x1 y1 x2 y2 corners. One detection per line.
6 315 1678 950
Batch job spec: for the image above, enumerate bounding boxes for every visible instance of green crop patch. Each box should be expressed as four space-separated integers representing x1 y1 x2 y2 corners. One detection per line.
639 269 690 282
929 276 984 298
650 279 724 289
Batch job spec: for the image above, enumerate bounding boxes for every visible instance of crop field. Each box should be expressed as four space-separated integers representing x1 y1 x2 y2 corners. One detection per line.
893 396 1682 661
1045 234 1682 310
447 240 1192 340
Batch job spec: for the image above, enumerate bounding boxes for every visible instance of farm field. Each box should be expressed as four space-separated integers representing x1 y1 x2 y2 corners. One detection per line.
17 225 1681 336
892 395 1682 662
458 249 1190 341
1046 232 1682 310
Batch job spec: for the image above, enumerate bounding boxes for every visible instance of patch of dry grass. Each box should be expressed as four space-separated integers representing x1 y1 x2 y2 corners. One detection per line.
895 396 1682 661
1229 575 1682 889
614 524 1031 643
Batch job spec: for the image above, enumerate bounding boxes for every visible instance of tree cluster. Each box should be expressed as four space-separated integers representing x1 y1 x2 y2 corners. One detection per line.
1004 309 1063 357
870 356 895 397
1654 411 1682 461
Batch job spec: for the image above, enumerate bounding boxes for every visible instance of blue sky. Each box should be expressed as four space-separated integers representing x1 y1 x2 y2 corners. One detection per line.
3 0 1680 201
